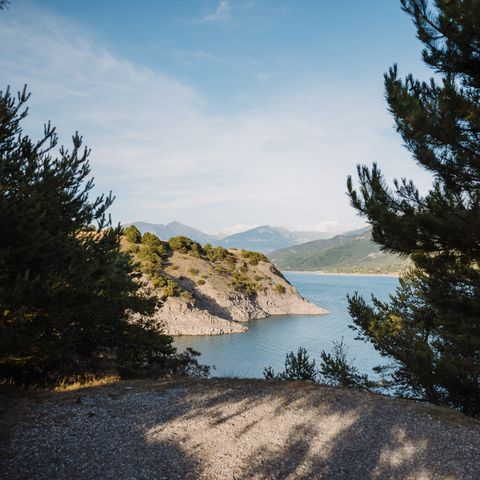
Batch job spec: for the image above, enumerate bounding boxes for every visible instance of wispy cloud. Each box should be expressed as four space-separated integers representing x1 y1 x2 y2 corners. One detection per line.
0 3 431 233
201 0 231 22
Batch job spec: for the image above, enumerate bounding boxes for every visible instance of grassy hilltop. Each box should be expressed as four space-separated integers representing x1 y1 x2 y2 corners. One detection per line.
269 228 409 274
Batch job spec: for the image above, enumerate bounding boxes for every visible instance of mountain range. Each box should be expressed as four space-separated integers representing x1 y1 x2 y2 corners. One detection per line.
125 221 408 273
128 221 215 244
126 221 330 253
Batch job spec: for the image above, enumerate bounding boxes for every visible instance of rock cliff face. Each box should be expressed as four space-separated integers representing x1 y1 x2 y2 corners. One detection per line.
123 233 327 335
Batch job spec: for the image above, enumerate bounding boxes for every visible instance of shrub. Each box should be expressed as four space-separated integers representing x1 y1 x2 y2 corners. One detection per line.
168 348 210 378
230 271 258 296
123 225 142 243
264 343 377 391
204 244 232 262
137 237 172 282
318 339 376 390
264 347 317 382
274 284 286 295
240 250 269 266
141 232 163 247
168 236 204 257
188 267 199 276
118 322 209 379
197 279 206 286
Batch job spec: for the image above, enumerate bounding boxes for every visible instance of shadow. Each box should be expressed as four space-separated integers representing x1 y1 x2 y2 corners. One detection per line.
2 378 480 479
175 276 235 321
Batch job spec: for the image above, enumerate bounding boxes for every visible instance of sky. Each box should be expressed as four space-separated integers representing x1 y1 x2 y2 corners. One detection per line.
0 0 434 235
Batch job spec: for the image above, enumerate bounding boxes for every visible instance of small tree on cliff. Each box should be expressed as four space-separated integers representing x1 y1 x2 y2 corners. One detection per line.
0 86 174 384
347 0 480 416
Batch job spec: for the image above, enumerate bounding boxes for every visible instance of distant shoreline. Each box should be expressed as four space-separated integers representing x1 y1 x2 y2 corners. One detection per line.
283 270 400 278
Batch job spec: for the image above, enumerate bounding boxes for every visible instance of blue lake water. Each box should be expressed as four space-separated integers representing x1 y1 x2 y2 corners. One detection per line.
174 273 399 378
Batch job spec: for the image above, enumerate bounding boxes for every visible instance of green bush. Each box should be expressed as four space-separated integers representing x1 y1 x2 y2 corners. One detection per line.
264 343 376 391
264 347 317 382
204 244 232 262
141 232 163 247
240 250 269 266
137 236 172 282
230 270 258 296
319 340 376 390
188 267 199 276
197 279 205 286
274 284 286 295
214 264 228 275
149 275 179 299
168 236 204 257
123 225 142 243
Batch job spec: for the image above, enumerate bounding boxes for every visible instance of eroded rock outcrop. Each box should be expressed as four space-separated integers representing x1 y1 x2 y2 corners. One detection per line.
123 233 327 335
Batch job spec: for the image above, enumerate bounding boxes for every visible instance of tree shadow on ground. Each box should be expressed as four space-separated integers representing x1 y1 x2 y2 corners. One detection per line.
2 378 480 480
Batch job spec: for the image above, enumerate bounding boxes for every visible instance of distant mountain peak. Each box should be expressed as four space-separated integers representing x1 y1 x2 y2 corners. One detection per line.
125 221 371 255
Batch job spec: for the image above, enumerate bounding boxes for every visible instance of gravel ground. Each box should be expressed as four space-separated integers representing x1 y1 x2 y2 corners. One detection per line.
2 378 480 479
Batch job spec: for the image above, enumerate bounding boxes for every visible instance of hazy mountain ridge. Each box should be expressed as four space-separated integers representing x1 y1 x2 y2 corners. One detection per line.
126 221 218 244
268 228 409 274
127 221 332 253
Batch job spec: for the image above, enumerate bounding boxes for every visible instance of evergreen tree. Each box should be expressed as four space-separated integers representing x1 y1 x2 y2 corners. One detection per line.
0 87 174 384
347 0 480 416
264 347 317 382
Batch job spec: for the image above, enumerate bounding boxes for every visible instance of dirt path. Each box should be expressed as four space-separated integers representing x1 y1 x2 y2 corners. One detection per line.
2 378 480 479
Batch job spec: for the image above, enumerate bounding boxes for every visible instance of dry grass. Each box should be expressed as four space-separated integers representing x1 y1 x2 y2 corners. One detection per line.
53 375 120 392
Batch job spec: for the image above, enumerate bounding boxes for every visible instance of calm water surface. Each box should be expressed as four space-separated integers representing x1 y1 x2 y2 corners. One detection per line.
174 273 398 378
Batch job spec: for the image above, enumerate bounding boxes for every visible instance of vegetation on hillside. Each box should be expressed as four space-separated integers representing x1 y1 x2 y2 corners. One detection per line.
269 230 408 274
121 228 279 300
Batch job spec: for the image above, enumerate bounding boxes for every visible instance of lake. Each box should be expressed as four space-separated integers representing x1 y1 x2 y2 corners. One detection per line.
174 272 399 378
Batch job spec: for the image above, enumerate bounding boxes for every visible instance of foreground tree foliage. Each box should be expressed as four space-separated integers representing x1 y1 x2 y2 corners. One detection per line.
0 87 190 385
347 0 480 416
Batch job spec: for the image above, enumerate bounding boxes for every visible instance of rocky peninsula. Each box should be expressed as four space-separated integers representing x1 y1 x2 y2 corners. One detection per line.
122 229 327 336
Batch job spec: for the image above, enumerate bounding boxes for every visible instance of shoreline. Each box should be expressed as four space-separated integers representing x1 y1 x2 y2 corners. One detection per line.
283 270 400 278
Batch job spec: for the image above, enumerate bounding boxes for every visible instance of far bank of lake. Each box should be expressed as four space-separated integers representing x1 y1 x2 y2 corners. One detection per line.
174 272 399 378
284 270 400 278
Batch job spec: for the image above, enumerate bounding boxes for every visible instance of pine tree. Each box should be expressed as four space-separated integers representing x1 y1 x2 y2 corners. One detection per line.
347 0 480 416
0 87 174 384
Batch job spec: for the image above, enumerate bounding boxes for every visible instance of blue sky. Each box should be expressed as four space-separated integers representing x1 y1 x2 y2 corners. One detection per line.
1 0 432 234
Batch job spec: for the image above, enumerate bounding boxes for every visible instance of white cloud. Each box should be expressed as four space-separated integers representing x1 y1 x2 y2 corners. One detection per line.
202 0 231 22
0 3 432 233
300 221 342 233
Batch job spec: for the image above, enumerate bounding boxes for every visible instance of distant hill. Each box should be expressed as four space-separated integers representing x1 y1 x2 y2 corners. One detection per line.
268 228 409 274
217 225 298 253
127 222 330 253
127 221 216 244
